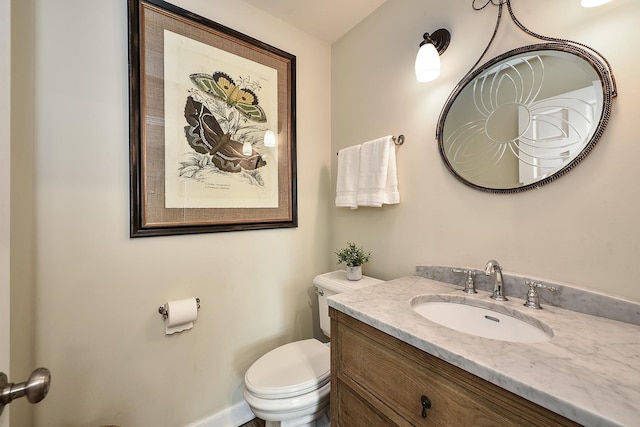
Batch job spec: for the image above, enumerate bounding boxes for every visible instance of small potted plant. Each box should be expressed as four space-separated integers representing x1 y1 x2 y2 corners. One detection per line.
335 242 371 281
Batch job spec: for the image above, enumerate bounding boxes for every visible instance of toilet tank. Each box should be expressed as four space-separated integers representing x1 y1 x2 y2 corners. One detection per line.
313 270 383 338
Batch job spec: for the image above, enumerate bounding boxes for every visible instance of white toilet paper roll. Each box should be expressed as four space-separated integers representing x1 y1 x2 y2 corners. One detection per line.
165 297 198 335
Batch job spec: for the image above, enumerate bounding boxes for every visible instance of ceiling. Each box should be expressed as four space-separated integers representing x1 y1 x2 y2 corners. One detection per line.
241 0 388 44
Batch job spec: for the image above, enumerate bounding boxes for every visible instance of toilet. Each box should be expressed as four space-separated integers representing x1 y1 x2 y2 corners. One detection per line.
243 270 383 427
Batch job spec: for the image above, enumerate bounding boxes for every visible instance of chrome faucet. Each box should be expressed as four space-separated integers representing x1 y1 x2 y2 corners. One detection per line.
484 260 508 301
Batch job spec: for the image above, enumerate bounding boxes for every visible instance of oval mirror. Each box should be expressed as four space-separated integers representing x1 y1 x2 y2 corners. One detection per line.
437 44 614 193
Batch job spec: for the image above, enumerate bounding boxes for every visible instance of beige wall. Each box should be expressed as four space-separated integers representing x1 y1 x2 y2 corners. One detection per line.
10 0 332 425
331 0 640 302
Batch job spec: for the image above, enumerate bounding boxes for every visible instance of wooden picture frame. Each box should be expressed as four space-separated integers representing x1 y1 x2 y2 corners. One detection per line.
128 0 297 237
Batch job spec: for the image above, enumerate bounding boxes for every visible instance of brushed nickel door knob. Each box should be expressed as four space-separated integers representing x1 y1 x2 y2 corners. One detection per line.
0 367 51 415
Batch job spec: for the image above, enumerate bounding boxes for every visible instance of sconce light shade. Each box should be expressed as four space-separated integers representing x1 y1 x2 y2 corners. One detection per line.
415 29 451 83
415 43 441 82
581 0 612 6
242 141 252 156
264 129 276 147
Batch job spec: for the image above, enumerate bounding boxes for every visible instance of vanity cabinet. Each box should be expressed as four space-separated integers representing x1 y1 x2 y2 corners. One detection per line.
329 308 580 427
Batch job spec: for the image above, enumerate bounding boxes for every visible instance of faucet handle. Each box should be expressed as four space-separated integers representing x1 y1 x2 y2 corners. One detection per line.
452 269 477 294
524 281 558 309
527 281 558 292
452 268 475 276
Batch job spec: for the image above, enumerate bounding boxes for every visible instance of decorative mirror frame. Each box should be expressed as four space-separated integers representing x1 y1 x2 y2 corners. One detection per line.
436 0 617 193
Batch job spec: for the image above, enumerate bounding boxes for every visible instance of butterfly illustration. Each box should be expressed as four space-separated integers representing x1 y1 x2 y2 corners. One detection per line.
184 96 267 173
190 72 267 123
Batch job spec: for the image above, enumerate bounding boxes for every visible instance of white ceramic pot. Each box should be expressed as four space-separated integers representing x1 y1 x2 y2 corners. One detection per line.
346 265 362 281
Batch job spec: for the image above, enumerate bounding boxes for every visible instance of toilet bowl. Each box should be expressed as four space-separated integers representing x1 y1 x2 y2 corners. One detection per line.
243 270 383 427
243 339 331 427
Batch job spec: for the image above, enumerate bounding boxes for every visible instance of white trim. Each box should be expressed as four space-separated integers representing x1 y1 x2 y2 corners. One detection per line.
0 0 11 423
184 401 255 427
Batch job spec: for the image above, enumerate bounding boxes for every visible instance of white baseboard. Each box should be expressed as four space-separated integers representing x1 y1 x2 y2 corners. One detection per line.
185 401 255 427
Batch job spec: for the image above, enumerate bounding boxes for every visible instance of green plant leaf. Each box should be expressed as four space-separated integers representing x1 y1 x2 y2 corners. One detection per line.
335 242 371 267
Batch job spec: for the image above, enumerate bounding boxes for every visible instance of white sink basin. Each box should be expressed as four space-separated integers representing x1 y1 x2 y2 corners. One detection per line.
411 295 553 343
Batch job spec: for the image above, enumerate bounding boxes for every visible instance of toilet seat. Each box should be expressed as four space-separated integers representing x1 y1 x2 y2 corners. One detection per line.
244 339 330 399
243 380 330 419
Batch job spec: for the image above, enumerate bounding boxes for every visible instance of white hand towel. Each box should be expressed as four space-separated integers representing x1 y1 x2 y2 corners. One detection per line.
335 145 361 209
357 136 400 207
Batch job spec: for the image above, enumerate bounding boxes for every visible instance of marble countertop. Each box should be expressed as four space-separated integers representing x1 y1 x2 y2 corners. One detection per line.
328 275 640 427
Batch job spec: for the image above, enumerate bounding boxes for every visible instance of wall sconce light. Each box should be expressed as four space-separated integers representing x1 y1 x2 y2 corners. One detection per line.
264 129 276 147
581 0 612 7
415 29 451 82
242 141 252 156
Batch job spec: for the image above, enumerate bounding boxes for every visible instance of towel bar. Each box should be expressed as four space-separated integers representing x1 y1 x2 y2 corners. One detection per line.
336 134 404 155
393 135 405 145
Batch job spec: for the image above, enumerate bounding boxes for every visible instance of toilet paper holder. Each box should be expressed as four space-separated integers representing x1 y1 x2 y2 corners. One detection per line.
158 298 200 319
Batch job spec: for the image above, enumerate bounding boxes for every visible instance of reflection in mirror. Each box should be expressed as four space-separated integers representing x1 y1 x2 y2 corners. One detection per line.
438 45 613 193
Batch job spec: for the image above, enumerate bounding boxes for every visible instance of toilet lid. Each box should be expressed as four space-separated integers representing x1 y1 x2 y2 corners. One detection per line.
244 339 330 399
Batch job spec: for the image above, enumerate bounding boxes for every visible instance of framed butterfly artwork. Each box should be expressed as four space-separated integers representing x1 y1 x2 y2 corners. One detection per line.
128 0 297 237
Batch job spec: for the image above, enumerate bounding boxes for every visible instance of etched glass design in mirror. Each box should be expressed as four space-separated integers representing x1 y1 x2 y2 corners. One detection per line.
437 44 614 193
